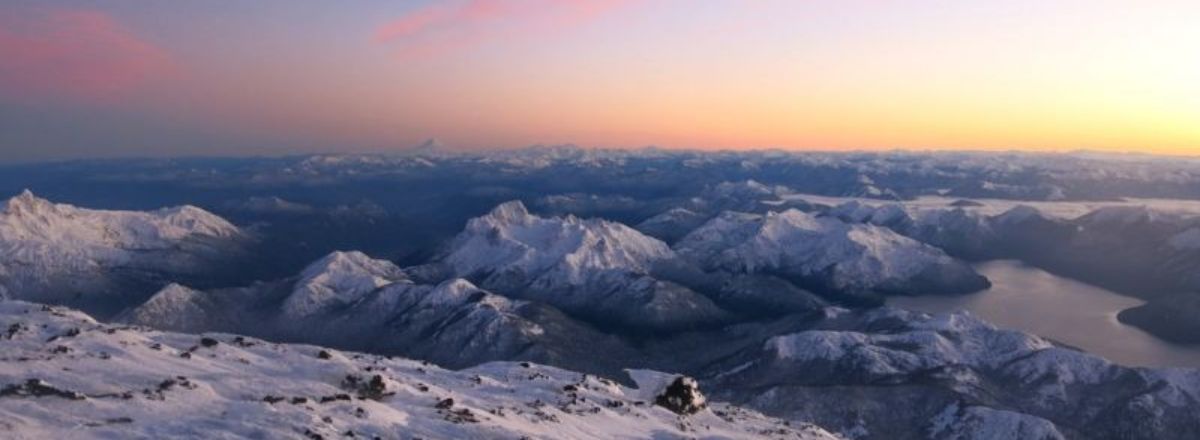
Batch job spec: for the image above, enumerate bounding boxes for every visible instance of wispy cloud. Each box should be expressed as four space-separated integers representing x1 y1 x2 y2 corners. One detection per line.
375 0 632 60
0 8 175 105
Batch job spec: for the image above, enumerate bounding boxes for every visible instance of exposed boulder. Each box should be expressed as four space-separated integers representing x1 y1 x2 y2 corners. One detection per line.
654 376 707 415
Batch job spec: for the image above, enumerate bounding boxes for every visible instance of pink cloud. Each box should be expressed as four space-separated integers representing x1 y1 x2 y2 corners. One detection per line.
375 0 632 60
0 8 175 105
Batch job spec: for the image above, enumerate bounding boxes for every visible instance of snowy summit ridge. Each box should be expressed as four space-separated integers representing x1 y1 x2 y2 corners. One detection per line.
0 191 245 312
435 201 728 330
443 200 673 285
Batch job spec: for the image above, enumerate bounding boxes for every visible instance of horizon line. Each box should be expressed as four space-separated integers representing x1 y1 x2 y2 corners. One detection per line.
3 144 1199 166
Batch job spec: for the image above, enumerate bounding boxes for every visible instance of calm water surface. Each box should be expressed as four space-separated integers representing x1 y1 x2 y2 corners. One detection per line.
888 260 1200 368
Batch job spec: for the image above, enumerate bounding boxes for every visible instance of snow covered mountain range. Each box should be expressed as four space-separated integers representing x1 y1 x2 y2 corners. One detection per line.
422 201 730 331
4 177 1200 439
106 206 1200 439
18 148 1194 202
754 196 1200 343
119 251 633 375
674 209 989 301
0 191 247 316
413 201 988 325
702 307 1200 440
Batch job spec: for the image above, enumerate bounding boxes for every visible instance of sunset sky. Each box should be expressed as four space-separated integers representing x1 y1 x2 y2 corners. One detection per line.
1 0 1198 161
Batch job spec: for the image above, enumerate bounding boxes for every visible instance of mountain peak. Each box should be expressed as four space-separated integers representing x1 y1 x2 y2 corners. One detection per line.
156 282 198 297
994 205 1044 225
1 192 241 245
152 205 242 238
422 278 486 307
299 251 401 280
4 189 53 215
118 283 212 333
712 180 776 198
484 200 532 224
444 201 678 297
678 208 987 294
285 251 407 318
411 137 443 154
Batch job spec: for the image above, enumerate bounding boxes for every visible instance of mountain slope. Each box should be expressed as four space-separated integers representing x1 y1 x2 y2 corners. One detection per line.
0 300 840 440
281 251 409 319
675 209 989 302
441 201 673 285
121 251 637 375
431 201 730 331
0 191 246 316
701 307 1200 440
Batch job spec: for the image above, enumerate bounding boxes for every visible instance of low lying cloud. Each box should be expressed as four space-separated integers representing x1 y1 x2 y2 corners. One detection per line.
375 0 632 60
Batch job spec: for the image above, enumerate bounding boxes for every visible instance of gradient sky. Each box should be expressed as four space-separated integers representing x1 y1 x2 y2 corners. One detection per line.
1 0 1198 161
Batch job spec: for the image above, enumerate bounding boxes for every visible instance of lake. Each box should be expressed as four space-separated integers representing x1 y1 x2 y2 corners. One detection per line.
888 260 1200 368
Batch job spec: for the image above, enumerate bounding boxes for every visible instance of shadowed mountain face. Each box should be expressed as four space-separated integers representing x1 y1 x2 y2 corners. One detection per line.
4 149 1200 439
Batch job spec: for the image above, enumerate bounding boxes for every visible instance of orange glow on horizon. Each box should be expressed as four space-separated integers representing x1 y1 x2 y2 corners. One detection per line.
1 1 1197 160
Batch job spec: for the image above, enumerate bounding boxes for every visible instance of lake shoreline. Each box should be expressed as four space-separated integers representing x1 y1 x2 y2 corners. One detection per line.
888 260 1200 369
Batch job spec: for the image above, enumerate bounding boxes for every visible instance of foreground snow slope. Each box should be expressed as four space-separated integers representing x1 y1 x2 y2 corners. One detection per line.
0 301 839 440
